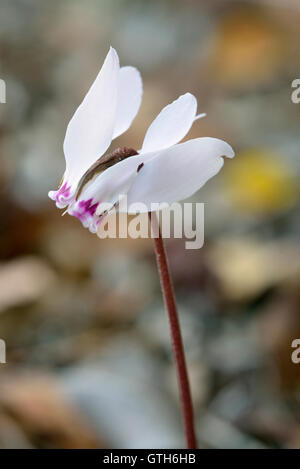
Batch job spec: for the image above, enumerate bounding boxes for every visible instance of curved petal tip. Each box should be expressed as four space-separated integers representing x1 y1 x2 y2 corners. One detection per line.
223 143 235 159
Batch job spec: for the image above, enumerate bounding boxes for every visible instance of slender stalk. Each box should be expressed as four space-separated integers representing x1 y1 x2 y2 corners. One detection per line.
149 213 197 449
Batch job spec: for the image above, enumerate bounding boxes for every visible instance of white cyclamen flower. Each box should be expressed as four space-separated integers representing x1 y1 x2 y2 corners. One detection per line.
49 47 234 233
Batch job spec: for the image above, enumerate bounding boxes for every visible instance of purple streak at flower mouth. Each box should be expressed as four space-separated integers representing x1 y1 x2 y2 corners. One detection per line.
48 181 74 209
69 198 101 233
73 198 99 221
56 182 71 202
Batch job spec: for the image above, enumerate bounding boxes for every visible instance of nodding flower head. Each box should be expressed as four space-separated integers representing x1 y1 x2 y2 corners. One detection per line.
49 47 234 233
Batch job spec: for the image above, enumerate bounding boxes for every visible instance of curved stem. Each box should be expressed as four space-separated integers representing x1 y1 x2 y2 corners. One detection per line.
149 213 197 449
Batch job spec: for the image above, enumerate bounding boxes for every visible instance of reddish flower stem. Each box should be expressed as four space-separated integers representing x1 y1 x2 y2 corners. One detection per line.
149 213 197 449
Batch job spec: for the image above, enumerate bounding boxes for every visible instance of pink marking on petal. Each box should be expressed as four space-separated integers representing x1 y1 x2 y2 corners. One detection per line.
49 181 74 208
71 198 99 226
78 198 99 217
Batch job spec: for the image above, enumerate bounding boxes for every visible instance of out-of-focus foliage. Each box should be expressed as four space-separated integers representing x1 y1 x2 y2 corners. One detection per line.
0 0 300 449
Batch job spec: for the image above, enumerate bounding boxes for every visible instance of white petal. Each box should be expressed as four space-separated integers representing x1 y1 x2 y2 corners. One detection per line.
49 48 120 208
194 113 206 121
112 66 143 139
126 138 235 212
63 47 120 186
141 93 197 153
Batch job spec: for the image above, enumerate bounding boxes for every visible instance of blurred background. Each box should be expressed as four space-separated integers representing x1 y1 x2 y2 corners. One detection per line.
0 0 300 449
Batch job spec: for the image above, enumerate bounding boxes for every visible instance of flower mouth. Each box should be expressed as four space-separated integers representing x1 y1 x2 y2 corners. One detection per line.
69 198 101 233
48 181 74 209
49 146 140 230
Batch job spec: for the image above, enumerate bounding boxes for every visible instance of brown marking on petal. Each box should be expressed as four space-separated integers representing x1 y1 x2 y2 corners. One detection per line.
97 198 120 219
137 162 144 173
75 147 138 200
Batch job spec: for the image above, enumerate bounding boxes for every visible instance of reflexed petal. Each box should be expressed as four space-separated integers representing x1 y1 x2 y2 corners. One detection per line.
141 93 197 153
112 66 143 139
49 47 120 208
64 47 119 178
126 137 235 212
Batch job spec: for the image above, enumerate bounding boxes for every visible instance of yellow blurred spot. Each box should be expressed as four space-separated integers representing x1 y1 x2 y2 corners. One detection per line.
225 149 297 214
